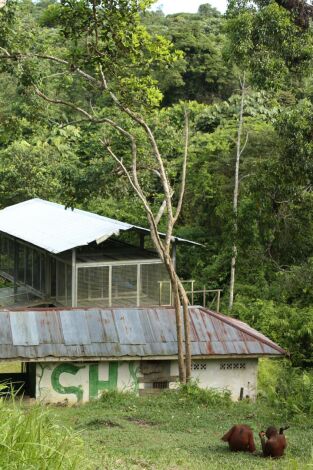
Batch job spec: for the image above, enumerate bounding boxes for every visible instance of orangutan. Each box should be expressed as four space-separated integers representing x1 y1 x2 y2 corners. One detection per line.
259 426 289 458
221 424 256 453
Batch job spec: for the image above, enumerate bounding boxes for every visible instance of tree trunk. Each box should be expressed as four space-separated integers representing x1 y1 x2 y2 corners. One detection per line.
164 258 186 383
229 73 246 311
178 279 191 382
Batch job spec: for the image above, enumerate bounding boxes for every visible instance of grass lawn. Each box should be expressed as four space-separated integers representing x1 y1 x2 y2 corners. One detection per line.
0 361 21 373
51 390 313 469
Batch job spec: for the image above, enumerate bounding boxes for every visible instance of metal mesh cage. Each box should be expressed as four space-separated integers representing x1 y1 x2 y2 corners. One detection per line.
56 260 72 306
76 262 171 308
77 266 110 305
0 234 49 306
0 235 14 277
140 263 171 306
112 264 137 306
17 244 25 283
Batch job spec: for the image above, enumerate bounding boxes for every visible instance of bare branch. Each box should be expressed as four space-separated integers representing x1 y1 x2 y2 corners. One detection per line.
98 70 174 236
101 140 165 255
34 85 94 120
155 199 167 226
239 132 249 156
239 173 254 183
0 49 174 238
173 107 189 225
0 52 103 87
0 46 10 57
155 188 174 226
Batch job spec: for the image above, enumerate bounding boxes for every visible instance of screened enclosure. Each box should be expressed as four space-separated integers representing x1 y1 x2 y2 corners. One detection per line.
76 260 171 307
0 233 171 308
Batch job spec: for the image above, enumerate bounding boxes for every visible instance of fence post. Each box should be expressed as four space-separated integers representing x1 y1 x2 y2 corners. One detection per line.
71 249 77 307
108 265 112 307
137 264 141 307
217 289 221 313
159 281 162 306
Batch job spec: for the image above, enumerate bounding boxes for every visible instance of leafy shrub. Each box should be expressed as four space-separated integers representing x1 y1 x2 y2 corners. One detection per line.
232 295 313 367
100 382 232 409
100 389 137 406
258 358 313 419
177 381 232 407
0 392 88 470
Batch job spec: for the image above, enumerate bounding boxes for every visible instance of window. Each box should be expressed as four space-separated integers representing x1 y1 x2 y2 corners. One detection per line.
191 362 207 371
220 362 246 370
153 381 168 389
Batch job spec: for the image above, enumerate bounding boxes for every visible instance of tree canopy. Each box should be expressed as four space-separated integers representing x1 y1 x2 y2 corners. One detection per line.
0 0 313 366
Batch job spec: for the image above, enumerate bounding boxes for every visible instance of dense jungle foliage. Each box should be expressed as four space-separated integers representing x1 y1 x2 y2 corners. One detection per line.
0 0 313 368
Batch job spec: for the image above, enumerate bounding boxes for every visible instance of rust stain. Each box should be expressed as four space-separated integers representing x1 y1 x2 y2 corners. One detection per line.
0 306 287 360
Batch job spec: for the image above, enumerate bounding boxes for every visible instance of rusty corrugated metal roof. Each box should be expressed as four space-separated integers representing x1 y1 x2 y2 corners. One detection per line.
0 307 286 361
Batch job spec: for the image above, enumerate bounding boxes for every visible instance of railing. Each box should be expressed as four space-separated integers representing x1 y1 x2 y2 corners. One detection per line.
158 280 222 312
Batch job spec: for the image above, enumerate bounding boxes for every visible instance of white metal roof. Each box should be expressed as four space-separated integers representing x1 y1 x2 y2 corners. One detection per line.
0 199 200 254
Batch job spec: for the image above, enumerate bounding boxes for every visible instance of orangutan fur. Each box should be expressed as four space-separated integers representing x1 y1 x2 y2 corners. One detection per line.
259 426 289 458
221 424 256 453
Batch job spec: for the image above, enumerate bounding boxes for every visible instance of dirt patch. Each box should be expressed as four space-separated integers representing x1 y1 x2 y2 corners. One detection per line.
124 416 158 427
86 418 121 429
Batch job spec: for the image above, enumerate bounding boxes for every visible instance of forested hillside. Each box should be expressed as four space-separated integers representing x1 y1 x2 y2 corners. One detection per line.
0 0 313 367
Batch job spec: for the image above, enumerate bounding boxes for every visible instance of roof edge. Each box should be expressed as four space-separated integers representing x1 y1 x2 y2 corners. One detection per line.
198 307 287 356
0 354 284 362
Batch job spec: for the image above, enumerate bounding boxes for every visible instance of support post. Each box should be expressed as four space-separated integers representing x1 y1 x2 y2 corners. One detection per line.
139 233 145 250
71 249 77 307
217 289 221 313
13 239 18 301
137 264 141 307
45 254 51 300
109 265 112 307
159 281 162 306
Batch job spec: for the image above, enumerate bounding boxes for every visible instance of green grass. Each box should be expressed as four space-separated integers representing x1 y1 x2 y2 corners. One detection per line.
0 394 90 470
51 390 313 469
0 361 21 373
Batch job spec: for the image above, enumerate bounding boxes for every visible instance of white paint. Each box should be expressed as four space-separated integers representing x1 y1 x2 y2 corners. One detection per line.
36 361 140 404
0 198 198 254
35 358 258 404
171 359 258 400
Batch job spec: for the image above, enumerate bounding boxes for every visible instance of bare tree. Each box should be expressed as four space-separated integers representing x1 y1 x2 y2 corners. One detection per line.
229 74 248 311
0 48 192 382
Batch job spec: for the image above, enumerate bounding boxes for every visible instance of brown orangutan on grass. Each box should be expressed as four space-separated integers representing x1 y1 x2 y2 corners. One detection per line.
259 426 289 458
221 424 256 453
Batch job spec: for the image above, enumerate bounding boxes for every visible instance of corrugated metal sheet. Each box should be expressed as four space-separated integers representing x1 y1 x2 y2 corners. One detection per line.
0 199 200 254
0 307 286 361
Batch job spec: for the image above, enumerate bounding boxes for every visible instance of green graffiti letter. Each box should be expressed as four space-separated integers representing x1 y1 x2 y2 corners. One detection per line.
129 362 139 393
89 363 118 399
51 364 84 402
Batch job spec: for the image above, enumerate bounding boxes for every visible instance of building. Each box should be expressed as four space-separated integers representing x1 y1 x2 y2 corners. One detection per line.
0 306 286 403
0 198 200 309
0 199 286 403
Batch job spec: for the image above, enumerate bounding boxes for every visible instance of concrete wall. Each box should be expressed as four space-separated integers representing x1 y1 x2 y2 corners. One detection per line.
171 358 258 400
36 358 258 404
36 361 140 404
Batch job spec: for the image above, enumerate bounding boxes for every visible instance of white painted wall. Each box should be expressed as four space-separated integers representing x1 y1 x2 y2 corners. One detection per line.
36 361 140 404
36 358 258 404
170 358 258 400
